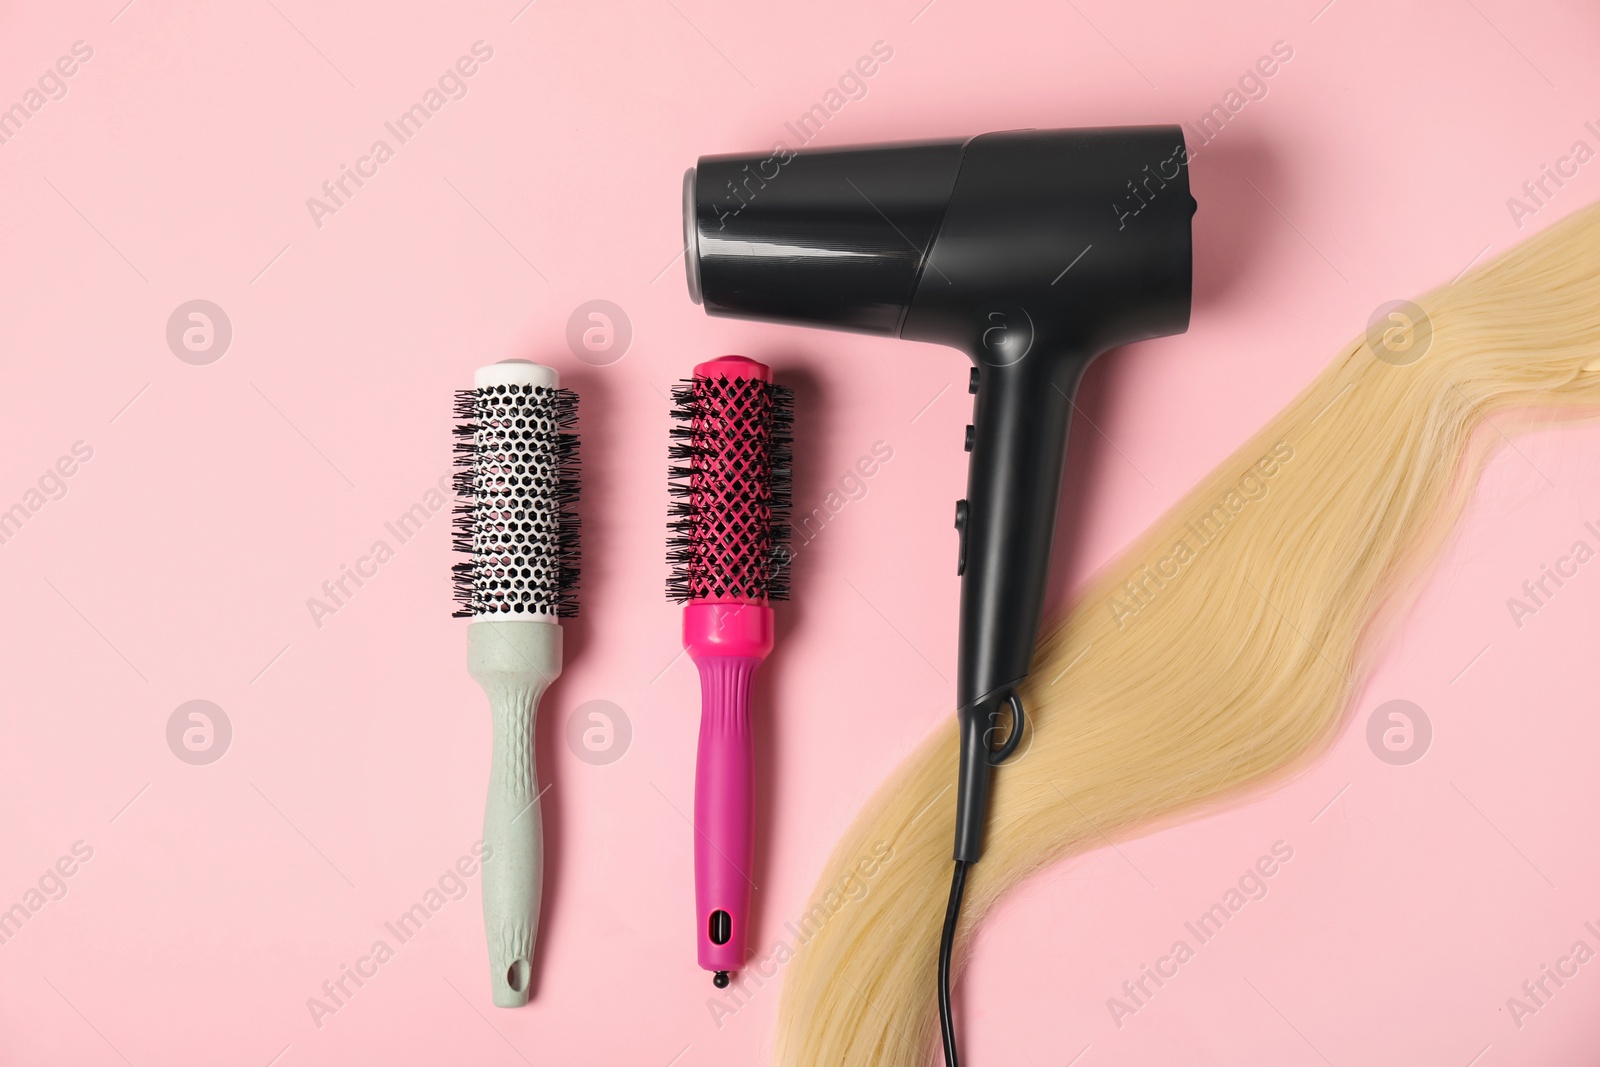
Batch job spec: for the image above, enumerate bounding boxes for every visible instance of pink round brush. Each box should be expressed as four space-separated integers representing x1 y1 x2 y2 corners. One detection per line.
667 355 793 986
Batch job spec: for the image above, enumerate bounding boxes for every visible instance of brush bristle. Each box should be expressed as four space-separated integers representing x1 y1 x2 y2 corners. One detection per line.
666 374 794 603
452 383 580 618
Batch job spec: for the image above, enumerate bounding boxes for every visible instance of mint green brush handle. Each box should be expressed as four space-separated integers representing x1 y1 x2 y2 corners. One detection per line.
469 619 562 1007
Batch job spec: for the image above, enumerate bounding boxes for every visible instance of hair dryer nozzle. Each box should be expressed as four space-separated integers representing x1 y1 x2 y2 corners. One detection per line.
682 167 705 306
684 139 967 334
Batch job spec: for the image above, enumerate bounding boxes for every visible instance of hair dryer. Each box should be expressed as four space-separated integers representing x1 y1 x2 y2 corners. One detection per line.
685 124 1194 851
683 125 1194 1064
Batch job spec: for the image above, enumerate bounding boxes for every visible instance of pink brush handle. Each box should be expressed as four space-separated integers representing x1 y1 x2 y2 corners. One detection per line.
685 601 774 976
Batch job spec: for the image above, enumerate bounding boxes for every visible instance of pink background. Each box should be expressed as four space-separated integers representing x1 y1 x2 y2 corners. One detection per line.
2 0 1600 1063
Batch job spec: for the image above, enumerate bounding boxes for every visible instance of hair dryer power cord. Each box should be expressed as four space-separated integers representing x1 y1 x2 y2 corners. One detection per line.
940 691 1027 1066
938 859 968 1067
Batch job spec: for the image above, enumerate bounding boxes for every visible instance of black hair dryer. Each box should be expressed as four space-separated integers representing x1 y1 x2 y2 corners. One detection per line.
683 127 1195 864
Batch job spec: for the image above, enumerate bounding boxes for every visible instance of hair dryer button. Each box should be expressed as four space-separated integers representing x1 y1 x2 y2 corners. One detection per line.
964 425 974 452
709 909 732 945
954 499 969 576
968 368 980 394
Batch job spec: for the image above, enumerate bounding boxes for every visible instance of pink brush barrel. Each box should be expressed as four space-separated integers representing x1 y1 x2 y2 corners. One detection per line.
668 354 792 985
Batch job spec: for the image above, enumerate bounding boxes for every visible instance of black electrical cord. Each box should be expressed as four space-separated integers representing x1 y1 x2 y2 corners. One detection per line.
939 693 1024 1066
938 859 969 1067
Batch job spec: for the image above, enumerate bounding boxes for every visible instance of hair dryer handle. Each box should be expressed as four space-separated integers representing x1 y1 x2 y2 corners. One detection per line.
952 349 1085 862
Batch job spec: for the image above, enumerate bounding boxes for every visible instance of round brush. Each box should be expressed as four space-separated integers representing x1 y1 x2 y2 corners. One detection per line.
667 355 793 987
453 359 579 1006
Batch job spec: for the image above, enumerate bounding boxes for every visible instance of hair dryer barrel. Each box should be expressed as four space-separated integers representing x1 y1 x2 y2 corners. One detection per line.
684 127 1192 349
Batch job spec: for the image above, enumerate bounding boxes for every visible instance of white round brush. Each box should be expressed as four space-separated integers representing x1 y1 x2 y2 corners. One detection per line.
453 359 579 1007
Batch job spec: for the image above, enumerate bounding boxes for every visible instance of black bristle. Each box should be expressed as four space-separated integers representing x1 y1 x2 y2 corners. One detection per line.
665 373 794 604
451 383 581 619
765 383 795 601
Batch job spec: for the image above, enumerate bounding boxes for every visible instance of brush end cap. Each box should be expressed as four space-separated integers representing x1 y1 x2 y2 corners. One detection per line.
475 360 559 390
693 355 769 381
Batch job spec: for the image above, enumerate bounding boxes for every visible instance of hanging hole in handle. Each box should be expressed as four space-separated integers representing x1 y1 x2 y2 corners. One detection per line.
985 692 1026 766
506 959 530 993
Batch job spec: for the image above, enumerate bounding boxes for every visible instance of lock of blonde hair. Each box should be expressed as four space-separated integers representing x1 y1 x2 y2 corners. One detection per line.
776 201 1600 1066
